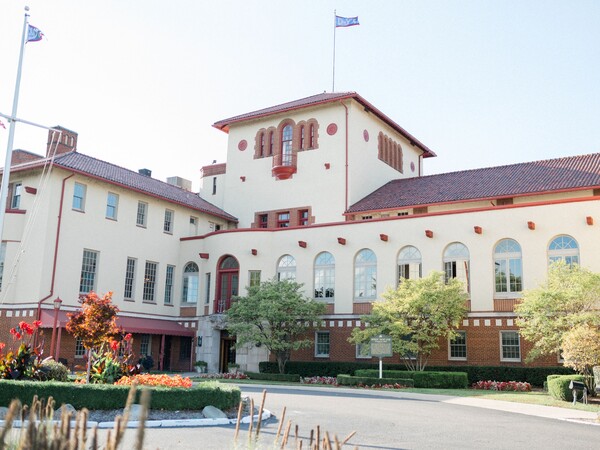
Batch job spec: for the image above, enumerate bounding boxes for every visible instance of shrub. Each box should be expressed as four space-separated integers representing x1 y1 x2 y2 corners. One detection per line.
40 359 69 382
472 380 532 391
337 374 414 388
354 369 468 389
547 374 585 402
245 372 301 382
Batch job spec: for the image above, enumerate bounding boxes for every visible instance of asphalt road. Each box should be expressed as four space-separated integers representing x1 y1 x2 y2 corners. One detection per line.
111 385 599 449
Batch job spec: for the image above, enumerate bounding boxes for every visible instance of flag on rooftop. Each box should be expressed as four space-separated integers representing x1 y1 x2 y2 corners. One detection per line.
27 24 44 43
335 16 359 27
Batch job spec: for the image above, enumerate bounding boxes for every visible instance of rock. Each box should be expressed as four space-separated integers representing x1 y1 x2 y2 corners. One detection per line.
202 405 227 419
55 404 77 418
0 406 9 419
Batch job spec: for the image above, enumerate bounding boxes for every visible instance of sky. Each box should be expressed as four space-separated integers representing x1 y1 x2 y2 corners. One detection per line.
1 1 599 191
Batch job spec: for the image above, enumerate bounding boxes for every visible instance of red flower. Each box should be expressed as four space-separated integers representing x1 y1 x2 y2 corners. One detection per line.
0 342 5 352
32 320 42 328
124 333 132 341
109 340 119 351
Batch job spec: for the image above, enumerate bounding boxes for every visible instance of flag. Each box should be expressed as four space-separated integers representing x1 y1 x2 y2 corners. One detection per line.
27 24 44 43
335 16 359 27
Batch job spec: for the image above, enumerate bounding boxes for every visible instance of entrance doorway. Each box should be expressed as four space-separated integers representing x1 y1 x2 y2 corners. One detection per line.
219 331 236 373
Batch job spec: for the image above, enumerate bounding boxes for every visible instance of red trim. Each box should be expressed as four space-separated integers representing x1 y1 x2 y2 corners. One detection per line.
324 163 331 170
251 249 258 255
5 209 26 214
527 221 536 230
25 186 37 194
337 237 346 245
298 240 307 248
199 253 210 259
379 234 388 242
425 230 434 238
586 216 594 225
474 226 482 234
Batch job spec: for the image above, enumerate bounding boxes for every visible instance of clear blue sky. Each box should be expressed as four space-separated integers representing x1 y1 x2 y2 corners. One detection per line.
1 1 599 189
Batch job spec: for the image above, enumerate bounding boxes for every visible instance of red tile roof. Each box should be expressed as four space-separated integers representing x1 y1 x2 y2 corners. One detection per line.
213 92 436 158
348 153 600 213
11 151 237 222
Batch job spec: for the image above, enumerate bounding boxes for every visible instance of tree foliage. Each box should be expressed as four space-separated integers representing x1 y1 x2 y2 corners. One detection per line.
515 262 600 362
349 272 468 371
561 324 600 379
226 279 326 374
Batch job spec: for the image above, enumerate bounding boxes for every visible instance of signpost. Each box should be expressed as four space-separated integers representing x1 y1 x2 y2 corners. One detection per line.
370 334 392 379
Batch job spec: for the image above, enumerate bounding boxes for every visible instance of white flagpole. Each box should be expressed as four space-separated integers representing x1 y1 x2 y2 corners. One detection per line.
0 7 31 242
332 10 337 92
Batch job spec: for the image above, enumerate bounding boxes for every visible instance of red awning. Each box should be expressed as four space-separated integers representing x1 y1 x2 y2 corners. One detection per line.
39 310 195 337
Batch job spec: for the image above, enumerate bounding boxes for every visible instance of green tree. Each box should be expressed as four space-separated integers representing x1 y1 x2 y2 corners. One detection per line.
515 261 600 362
66 291 120 383
350 272 468 371
561 323 600 391
226 279 326 374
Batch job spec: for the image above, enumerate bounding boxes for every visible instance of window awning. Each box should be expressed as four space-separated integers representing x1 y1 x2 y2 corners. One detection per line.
39 310 195 337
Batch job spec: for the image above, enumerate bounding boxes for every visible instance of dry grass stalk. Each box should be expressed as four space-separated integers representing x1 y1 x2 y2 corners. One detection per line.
275 406 286 444
281 419 292 449
234 399 244 442
134 388 151 450
254 389 267 438
247 397 254 447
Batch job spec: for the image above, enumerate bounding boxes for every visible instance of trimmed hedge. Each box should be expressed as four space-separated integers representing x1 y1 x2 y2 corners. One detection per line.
258 362 574 387
0 380 240 411
355 369 468 389
337 374 414 388
547 375 585 402
245 372 301 382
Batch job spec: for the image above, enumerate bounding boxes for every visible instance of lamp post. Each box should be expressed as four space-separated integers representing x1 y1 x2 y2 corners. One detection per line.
49 297 62 359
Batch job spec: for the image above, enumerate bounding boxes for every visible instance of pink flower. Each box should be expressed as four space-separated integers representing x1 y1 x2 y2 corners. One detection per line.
124 333 132 341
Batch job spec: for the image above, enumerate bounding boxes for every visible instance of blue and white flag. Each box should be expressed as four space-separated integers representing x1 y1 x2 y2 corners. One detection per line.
27 24 44 43
335 16 359 27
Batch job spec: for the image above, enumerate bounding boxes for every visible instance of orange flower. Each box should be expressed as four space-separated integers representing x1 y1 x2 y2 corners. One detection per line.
109 339 119 351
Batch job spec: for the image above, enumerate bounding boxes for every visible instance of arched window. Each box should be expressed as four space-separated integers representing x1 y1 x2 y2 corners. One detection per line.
443 242 470 292
216 255 239 313
269 131 275 156
277 254 296 281
300 125 306 150
354 249 377 300
182 262 199 303
259 132 265 157
548 235 579 266
314 252 335 301
281 125 293 166
494 239 522 294
309 124 315 148
397 246 422 284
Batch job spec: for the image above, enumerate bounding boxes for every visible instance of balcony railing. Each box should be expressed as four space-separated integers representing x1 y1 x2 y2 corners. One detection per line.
272 152 297 180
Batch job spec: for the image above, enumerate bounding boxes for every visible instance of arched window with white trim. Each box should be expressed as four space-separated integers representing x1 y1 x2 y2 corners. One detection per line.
354 249 377 300
314 252 335 301
494 239 522 294
443 242 470 292
277 254 296 281
182 262 199 303
397 246 422 284
548 235 579 266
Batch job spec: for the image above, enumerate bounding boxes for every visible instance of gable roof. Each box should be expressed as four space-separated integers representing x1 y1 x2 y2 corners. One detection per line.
348 153 600 213
10 151 237 222
213 92 436 158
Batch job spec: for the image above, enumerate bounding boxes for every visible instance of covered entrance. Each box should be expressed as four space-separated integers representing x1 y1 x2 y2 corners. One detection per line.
219 330 236 373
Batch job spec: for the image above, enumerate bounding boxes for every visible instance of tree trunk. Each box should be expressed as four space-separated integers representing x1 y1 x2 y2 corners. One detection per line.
276 350 290 374
86 348 92 383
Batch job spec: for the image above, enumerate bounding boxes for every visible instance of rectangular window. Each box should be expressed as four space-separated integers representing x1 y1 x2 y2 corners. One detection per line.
75 338 86 358
277 212 290 228
80 249 98 293
249 270 261 287
137 201 148 227
106 192 119 219
298 209 309 226
258 214 268 228
72 183 86 211
124 257 136 300
315 331 330 357
10 182 22 209
164 265 174 304
449 331 467 360
140 334 151 356
205 273 211 304
500 331 521 361
0 242 6 290
143 261 158 302
212 177 217 195
356 343 371 359
189 216 198 235
164 209 174 233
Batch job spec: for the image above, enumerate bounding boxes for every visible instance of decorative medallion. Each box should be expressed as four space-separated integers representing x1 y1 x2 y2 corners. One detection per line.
238 139 247 151
410 161 416 172
363 129 369 142
326 123 338 136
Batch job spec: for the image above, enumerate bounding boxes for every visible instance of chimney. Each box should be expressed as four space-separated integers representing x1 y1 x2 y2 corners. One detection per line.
139 168 152 177
47 126 77 157
167 176 192 191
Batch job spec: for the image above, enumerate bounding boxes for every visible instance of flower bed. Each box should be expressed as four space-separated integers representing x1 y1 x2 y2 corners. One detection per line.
196 372 249 380
115 374 192 388
472 380 532 391
301 376 338 386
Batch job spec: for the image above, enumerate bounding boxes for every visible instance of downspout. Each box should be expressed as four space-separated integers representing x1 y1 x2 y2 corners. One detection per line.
340 100 349 211
36 173 74 321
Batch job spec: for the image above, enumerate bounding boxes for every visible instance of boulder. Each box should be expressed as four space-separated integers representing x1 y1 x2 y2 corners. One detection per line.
202 405 227 419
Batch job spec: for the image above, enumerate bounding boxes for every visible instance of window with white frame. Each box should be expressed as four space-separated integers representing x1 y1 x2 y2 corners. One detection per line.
494 239 522 295
136 201 148 227
106 192 119 220
354 249 377 300
124 257 136 300
75 337 86 358
182 262 199 303
449 331 467 360
143 261 158 302
249 270 261 287
314 252 335 301
10 182 22 209
164 209 174 233
72 183 86 211
140 334 152 356
164 265 175 304
315 331 330 357
548 235 579 266
443 242 470 292
397 245 422 284
356 342 371 359
79 249 98 293
500 331 521 361
0 242 6 290
277 255 296 281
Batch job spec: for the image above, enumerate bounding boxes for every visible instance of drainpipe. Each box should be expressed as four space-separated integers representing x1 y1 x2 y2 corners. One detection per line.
36 173 73 323
340 100 349 211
